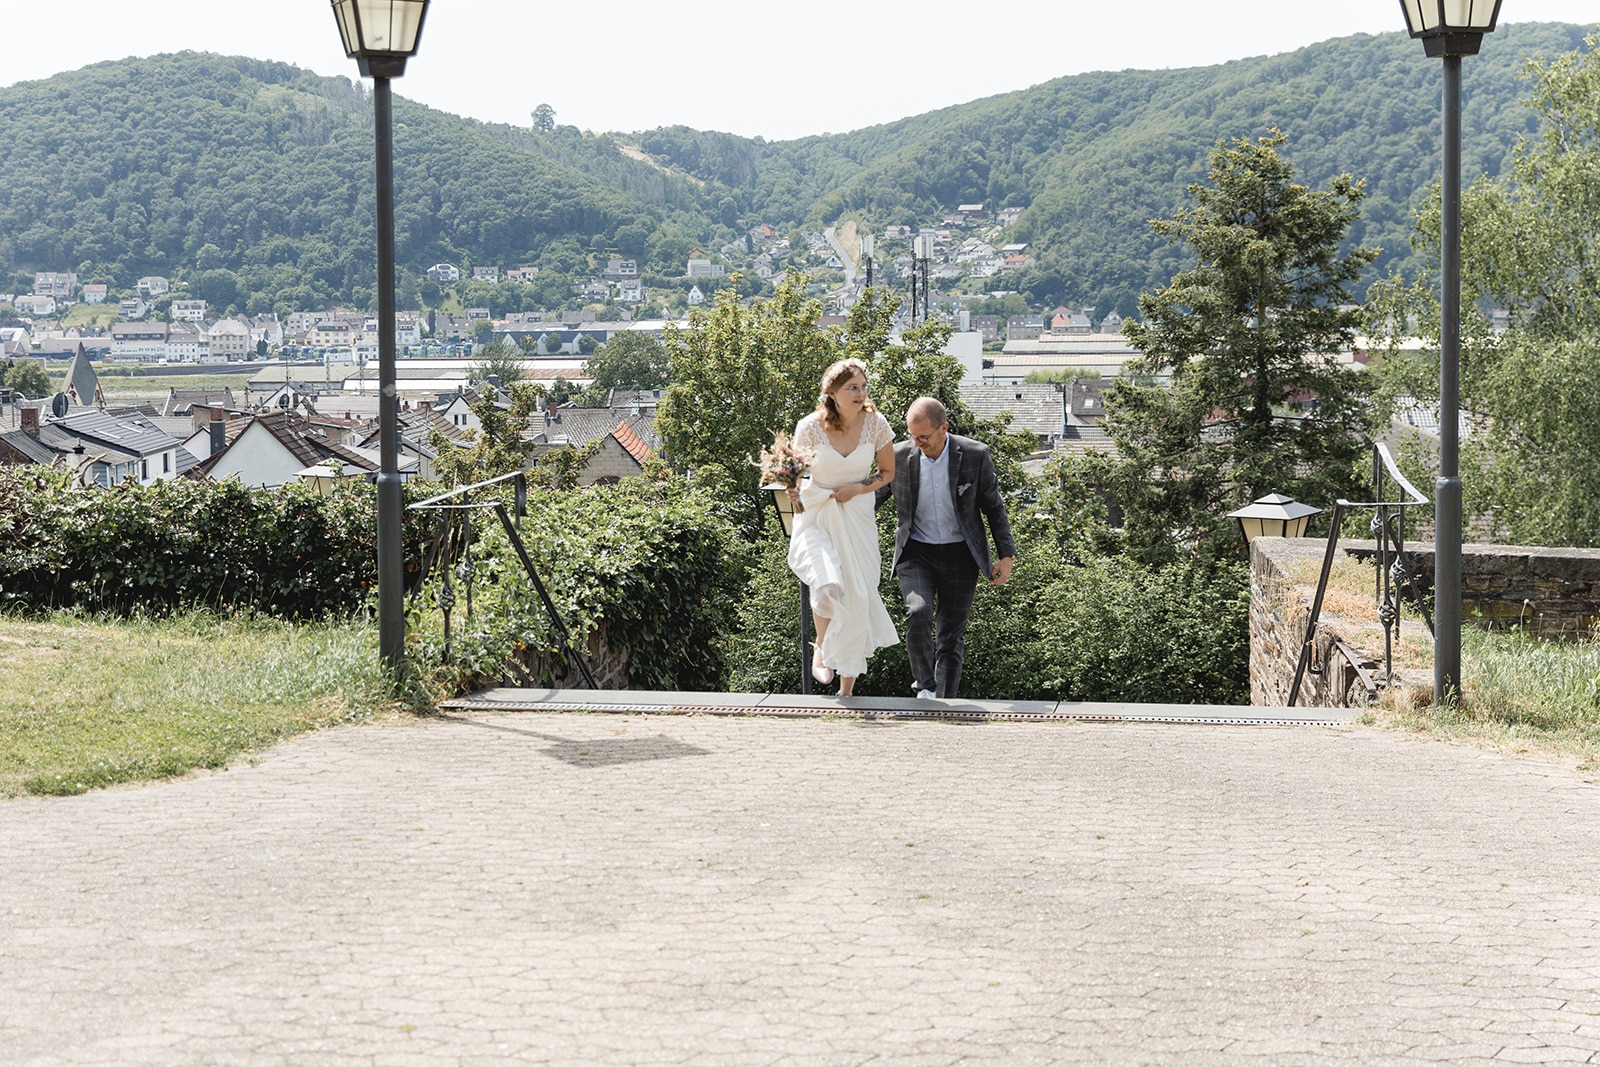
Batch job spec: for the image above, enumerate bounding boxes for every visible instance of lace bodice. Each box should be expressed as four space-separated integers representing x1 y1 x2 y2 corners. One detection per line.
795 411 894 489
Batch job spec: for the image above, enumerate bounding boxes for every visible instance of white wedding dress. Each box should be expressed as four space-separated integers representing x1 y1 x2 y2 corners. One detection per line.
786 411 900 679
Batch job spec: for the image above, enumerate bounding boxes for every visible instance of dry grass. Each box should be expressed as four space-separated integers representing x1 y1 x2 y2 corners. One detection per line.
1285 552 1600 772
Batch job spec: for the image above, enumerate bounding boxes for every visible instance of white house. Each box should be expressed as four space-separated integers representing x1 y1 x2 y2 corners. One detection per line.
119 298 149 319
46 409 183 486
686 285 706 306
426 263 461 284
472 266 499 284
206 317 251 360
166 321 210 362
110 322 168 362
249 314 284 348
14 295 56 317
33 272 78 298
137 276 170 297
171 299 208 322
686 258 725 278
203 409 384 489
395 313 423 346
82 284 108 305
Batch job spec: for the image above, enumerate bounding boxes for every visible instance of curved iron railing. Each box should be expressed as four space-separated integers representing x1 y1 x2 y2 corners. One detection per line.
408 471 597 689
1288 443 1433 707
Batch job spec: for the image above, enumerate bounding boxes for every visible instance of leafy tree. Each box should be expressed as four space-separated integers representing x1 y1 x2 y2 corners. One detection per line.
1114 130 1375 561
585 331 669 391
2 358 51 398
430 383 541 486
1370 32 1600 546
470 337 524 386
532 104 555 132
655 273 837 505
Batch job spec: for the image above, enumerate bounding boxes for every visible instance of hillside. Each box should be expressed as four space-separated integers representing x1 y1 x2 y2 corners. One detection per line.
0 53 711 315
628 23 1591 315
0 25 1591 317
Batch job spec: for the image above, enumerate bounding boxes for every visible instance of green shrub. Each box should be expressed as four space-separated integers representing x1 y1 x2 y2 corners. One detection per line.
410 478 749 693
0 468 381 617
724 505 1250 704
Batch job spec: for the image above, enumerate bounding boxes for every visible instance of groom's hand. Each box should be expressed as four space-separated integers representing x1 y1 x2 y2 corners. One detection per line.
990 557 1014 585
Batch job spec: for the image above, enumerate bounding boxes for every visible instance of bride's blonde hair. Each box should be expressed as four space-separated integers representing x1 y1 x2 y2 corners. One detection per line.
816 358 875 432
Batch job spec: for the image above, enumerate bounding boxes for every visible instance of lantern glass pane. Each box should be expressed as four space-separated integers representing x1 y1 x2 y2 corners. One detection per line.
353 0 426 53
332 0 360 54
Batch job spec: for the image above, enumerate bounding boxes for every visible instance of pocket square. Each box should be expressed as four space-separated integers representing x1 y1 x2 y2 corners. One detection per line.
958 482 972 496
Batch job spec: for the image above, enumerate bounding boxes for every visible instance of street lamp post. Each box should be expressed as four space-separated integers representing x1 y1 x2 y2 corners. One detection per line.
761 484 812 696
330 0 430 670
1397 0 1501 702
860 234 875 289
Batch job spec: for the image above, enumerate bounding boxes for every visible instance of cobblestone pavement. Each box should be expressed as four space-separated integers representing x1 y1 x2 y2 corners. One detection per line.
3 713 1600 1066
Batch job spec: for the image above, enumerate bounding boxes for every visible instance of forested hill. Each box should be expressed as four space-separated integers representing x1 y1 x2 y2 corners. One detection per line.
0 53 712 313
0 24 1591 316
629 22 1592 314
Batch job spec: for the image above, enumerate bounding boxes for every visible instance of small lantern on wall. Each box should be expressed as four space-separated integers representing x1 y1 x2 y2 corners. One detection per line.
1228 491 1322 543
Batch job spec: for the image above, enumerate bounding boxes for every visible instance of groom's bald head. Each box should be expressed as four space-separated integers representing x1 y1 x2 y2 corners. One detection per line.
906 397 950 459
906 397 946 428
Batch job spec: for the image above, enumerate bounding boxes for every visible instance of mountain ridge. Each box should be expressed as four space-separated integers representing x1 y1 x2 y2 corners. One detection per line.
0 23 1590 317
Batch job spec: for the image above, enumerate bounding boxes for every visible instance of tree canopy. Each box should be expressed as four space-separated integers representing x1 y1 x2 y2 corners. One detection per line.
1109 130 1375 561
1372 32 1600 546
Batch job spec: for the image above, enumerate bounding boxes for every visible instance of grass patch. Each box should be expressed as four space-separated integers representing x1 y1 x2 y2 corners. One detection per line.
1375 627 1600 764
0 611 411 798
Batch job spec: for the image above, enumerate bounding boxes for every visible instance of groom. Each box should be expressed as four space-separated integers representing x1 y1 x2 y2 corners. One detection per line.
876 397 1014 699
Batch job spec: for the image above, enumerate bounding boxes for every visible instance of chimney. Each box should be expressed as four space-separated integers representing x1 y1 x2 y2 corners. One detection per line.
21 405 39 436
209 408 226 454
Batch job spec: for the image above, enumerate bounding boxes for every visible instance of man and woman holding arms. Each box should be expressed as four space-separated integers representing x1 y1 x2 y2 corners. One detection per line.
785 358 1014 700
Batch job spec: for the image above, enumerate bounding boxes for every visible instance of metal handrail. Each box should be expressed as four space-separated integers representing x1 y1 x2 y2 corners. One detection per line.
407 471 597 689
1287 443 1432 707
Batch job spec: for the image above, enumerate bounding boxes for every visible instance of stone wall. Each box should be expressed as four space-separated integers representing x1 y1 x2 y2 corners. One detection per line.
1248 538 1377 708
510 621 631 690
1251 538 1600 707
1344 542 1600 639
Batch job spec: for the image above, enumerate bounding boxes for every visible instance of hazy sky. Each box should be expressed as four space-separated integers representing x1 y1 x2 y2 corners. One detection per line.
5 1 1596 140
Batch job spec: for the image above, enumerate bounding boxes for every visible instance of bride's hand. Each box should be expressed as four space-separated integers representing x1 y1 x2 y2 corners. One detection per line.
829 484 860 503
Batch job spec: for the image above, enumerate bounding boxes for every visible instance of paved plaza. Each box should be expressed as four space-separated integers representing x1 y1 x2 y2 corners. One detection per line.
3 710 1600 1065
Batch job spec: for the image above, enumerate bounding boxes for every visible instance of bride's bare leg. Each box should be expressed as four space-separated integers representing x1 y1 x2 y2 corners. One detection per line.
839 675 856 696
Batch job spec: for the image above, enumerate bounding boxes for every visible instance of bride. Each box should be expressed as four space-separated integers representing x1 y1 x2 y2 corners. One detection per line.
786 358 899 695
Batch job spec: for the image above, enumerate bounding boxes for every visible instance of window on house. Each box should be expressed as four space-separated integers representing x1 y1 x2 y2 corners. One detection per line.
163 452 171 473
141 459 148 480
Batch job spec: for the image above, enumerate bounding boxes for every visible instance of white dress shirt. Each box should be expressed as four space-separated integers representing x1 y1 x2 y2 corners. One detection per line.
911 443 963 545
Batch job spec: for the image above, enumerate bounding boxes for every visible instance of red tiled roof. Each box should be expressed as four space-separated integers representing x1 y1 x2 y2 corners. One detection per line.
610 421 652 465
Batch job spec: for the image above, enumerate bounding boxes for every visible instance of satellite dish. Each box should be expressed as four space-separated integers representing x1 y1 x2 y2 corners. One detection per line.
278 393 292 409
50 392 69 417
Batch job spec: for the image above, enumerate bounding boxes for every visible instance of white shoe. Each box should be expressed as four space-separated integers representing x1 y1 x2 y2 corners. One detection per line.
811 650 834 686
916 689 936 700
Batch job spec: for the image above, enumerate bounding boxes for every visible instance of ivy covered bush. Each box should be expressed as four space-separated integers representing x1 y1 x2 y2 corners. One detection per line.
0 468 380 617
409 478 749 694
725 504 1250 704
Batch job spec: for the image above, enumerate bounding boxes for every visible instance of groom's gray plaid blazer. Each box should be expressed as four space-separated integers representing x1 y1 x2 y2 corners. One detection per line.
875 434 1015 579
